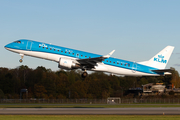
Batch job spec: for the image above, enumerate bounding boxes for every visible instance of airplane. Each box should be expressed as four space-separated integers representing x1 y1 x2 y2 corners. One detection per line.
5 39 174 78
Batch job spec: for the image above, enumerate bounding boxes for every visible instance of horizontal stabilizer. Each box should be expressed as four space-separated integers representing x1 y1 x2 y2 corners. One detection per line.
151 68 174 73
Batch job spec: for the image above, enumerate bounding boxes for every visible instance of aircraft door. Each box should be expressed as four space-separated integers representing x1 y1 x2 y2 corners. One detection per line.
132 62 137 73
26 41 33 50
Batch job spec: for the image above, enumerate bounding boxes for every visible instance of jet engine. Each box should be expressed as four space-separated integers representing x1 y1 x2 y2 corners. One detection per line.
58 57 80 70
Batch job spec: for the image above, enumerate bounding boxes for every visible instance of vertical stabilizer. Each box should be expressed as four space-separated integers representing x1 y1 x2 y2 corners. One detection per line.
139 46 174 69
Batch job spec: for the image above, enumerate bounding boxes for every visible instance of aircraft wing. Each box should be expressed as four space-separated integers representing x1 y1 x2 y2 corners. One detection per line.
76 50 115 68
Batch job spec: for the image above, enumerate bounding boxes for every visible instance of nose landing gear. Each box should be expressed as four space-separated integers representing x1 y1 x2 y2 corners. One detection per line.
19 54 24 63
19 59 23 63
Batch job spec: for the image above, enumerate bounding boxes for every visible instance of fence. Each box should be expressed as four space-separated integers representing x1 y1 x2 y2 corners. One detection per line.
1 98 180 104
0 99 107 104
121 98 180 104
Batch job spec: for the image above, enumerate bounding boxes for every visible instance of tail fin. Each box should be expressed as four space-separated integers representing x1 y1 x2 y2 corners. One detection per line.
138 46 174 69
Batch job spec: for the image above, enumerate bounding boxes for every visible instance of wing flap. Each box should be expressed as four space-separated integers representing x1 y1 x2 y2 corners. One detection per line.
76 50 115 68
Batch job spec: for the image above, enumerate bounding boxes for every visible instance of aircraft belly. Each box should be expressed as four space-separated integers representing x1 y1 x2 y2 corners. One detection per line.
19 50 49 60
28 51 48 59
103 64 159 76
92 63 108 72
5 48 47 59
25 51 74 62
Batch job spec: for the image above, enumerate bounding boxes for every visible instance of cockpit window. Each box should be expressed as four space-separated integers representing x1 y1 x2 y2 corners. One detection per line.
14 41 21 44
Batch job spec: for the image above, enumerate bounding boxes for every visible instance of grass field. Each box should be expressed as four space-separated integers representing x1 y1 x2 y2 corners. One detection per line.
1 104 180 108
0 115 180 120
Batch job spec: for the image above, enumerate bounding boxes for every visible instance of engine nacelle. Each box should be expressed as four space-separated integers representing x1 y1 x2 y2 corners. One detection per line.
58 57 80 70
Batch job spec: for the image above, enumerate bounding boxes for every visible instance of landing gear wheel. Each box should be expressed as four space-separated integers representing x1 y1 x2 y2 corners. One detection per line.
81 72 88 78
19 59 23 63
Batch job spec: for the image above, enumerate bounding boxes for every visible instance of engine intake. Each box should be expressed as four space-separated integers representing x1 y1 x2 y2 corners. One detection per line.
58 57 80 70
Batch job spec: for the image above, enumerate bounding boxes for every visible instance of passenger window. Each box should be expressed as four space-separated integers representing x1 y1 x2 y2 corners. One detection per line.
57 50 59 52
50 48 52 50
65 52 67 53
46 47 48 49
113 62 115 64
73 53 74 55
81 55 83 57
61 51 63 52
107 60 108 62
128 64 130 67
54 49 55 51
110 61 111 63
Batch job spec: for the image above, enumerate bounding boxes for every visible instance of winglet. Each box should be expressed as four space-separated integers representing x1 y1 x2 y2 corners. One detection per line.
103 50 115 58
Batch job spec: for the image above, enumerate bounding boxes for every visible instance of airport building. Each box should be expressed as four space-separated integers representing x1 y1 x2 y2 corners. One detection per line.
129 83 180 96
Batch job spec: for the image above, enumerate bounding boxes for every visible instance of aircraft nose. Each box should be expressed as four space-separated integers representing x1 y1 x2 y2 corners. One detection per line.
4 43 12 49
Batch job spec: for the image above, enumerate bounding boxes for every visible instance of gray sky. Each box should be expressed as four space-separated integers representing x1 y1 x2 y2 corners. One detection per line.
1 0 180 73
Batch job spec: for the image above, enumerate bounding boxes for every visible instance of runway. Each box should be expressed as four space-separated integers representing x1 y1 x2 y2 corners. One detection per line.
0 108 180 115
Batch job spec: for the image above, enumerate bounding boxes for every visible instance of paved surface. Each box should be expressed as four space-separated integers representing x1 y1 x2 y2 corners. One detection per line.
1 104 180 105
0 108 180 115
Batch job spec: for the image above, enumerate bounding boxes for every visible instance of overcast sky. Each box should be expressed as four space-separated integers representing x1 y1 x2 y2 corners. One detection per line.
1 0 180 73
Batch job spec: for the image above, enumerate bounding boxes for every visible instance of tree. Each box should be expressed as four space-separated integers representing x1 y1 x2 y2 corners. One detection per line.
138 77 148 86
171 69 180 88
34 84 47 98
0 89 4 98
0 65 177 99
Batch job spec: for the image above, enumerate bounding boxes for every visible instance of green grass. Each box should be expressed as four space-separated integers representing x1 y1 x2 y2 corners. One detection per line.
0 115 180 120
1 104 180 108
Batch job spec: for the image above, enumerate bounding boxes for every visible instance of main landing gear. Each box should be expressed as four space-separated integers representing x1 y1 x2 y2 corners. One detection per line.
19 54 24 63
81 70 88 78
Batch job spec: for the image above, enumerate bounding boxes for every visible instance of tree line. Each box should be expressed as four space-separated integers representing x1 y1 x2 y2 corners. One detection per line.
0 65 179 99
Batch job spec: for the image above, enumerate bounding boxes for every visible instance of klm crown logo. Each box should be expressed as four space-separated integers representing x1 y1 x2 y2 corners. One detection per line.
154 54 167 64
158 55 164 58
